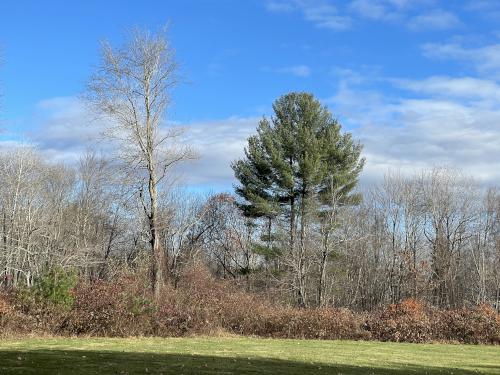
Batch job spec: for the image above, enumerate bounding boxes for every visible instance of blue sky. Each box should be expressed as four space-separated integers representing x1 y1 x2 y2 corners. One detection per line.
1 0 500 189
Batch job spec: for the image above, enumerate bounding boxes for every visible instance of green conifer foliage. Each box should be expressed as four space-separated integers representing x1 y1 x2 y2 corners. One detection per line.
232 92 364 306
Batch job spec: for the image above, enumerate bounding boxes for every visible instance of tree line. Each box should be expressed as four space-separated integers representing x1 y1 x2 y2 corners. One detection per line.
0 28 498 311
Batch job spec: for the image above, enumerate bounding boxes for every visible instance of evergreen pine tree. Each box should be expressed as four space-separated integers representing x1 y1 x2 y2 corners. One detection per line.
232 92 364 306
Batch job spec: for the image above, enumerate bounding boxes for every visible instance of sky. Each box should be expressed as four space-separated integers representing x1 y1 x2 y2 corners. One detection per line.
1 0 500 190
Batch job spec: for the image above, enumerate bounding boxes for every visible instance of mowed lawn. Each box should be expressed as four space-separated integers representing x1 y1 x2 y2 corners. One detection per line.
0 337 498 375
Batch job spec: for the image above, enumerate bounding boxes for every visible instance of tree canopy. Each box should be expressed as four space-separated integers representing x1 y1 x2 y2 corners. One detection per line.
232 92 365 306
233 92 364 222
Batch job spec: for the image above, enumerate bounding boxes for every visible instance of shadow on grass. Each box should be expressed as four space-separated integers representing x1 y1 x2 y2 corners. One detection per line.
0 349 494 375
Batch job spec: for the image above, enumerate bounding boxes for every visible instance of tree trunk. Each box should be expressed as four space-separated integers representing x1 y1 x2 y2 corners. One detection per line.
149 170 165 299
297 191 307 307
318 248 328 307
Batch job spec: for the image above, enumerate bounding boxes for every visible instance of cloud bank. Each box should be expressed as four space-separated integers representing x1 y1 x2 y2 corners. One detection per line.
3 72 500 190
3 35 500 189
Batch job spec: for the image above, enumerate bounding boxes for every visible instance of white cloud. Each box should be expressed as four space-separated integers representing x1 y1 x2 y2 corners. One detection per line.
6 97 101 163
328 74 500 186
407 9 460 31
179 117 259 187
265 0 352 30
465 0 500 18
4 97 259 189
349 2 461 30
266 65 311 77
265 1 296 12
300 2 352 30
266 0 461 32
392 76 500 101
348 0 403 21
6 66 500 190
422 42 500 74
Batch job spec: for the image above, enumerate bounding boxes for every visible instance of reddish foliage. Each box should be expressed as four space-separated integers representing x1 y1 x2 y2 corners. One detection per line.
0 292 39 335
367 299 434 343
367 299 500 344
154 263 368 340
0 292 11 315
1 270 499 343
59 274 155 336
433 304 500 344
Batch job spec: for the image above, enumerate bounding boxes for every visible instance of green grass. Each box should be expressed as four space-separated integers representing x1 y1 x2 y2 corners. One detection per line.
0 337 498 374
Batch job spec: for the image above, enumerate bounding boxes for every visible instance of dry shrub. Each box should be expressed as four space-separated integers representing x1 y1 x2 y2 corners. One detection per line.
0 292 11 315
7 287 67 334
154 262 368 340
1 265 499 343
367 299 432 343
0 292 13 332
0 292 39 336
60 274 155 336
434 304 500 344
155 262 259 336
367 299 500 344
243 307 368 340
154 300 196 336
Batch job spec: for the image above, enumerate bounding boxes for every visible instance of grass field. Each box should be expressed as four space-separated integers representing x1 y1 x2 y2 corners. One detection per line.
0 337 498 374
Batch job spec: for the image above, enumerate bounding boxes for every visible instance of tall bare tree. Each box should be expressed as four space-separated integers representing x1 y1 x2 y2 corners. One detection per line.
85 27 193 296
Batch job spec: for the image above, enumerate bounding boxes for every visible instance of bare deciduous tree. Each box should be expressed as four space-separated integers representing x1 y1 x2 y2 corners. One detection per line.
85 27 194 296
